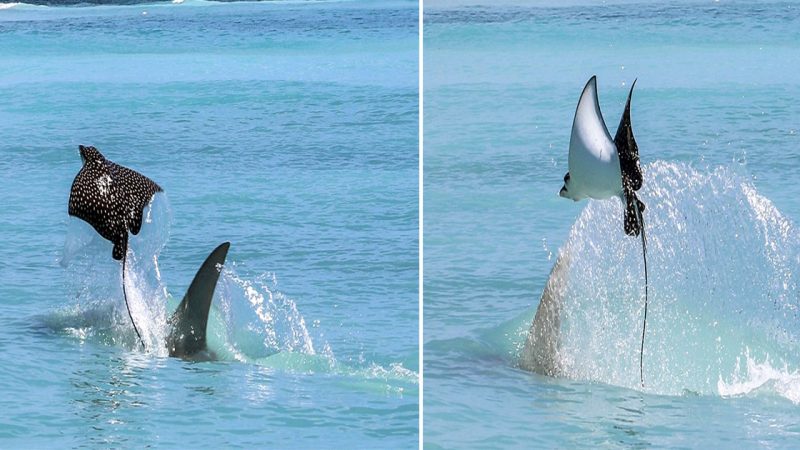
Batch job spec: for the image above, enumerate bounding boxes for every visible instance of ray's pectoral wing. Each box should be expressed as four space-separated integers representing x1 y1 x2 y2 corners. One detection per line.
570 76 616 164
614 79 643 192
129 178 163 235
614 79 646 236
562 76 619 200
109 164 163 236
68 165 106 224
107 163 163 236
68 162 126 248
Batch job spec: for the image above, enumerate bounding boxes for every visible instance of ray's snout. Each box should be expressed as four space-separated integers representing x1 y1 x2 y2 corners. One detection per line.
559 172 570 198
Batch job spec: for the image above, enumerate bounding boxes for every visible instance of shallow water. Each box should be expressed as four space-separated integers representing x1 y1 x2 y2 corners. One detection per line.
0 0 418 447
424 0 800 448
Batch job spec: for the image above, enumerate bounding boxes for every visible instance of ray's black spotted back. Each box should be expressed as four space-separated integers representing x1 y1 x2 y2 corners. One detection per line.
68 145 162 260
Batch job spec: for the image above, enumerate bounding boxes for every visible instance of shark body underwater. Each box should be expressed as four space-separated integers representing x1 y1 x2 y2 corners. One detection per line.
68 145 228 359
523 76 650 384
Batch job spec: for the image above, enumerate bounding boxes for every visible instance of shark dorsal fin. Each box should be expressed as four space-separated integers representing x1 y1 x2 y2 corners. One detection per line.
167 242 230 358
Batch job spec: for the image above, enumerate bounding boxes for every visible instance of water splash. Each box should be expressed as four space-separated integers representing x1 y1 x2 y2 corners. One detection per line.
548 161 800 400
212 267 319 362
54 194 417 389
58 193 172 355
718 349 800 404
57 194 333 369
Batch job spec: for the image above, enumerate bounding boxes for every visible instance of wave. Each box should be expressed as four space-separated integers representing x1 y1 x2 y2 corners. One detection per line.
0 0 335 9
49 195 417 389
515 161 800 403
0 0 162 8
718 349 800 404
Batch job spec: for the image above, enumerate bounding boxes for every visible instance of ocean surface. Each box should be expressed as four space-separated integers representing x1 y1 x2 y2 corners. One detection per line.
0 0 418 447
424 0 800 448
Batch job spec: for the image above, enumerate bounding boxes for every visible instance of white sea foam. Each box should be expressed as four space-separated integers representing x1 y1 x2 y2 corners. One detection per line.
365 362 418 383
718 350 800 404
0 1 49 9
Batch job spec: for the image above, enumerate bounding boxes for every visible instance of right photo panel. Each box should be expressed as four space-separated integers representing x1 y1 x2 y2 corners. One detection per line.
424 0 800 447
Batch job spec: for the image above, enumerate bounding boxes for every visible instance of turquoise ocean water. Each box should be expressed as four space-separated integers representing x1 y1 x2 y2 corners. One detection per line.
0 0 418 447
425 1 800 448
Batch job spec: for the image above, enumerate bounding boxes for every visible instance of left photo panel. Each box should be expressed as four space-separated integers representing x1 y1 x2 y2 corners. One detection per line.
0 0 419 448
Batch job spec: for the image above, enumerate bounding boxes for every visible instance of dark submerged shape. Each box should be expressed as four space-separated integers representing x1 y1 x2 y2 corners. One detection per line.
68 145 163 261
613 80 645 237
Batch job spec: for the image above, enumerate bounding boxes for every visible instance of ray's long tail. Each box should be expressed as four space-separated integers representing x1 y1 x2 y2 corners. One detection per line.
632 198 648 386
122 255 146 350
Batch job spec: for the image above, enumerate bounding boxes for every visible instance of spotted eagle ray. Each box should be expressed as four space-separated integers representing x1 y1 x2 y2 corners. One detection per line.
68 146 230 358
68 145 162 348
557 76 649 385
